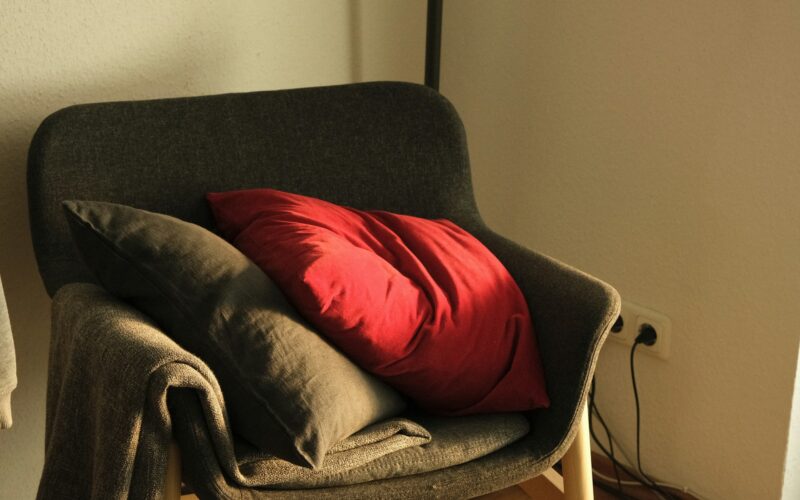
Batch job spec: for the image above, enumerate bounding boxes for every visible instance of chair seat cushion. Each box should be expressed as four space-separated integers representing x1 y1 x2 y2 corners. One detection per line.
262 411 531 489
168 384 531 491
207 188 550 415
62 200 410 469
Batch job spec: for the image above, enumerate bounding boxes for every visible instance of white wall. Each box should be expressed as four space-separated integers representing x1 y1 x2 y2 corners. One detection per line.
0 1 424 498
784 346 800 499
442 2 800 499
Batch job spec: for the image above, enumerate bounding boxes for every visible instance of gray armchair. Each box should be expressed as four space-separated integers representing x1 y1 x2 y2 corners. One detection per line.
28 82 619 499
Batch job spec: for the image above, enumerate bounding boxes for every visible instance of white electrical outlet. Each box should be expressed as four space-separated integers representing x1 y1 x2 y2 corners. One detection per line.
607 301 672 360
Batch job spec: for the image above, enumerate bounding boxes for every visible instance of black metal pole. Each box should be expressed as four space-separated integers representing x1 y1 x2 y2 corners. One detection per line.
424 0 443 90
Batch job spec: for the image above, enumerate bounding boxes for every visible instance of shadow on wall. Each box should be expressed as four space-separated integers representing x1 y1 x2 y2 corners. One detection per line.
348 0 363 82
345 0 426 85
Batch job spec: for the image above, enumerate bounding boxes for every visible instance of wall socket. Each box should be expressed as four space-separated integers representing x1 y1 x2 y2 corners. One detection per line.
607 301 672 359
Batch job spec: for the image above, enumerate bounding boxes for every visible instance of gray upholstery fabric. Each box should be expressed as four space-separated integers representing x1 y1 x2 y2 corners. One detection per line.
29 82 475 297
28 82 621 497
238 411 530 490
62 199 407 468
39 284 529 499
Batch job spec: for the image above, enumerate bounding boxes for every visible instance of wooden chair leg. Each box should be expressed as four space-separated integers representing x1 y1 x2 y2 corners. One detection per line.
164 439 182 500
561 403 593 500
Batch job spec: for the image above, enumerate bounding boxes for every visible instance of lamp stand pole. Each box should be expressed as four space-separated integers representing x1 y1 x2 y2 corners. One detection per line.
424 0 443 90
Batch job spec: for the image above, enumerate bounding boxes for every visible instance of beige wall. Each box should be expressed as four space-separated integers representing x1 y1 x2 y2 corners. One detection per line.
0 1 423 498
442 2 800 499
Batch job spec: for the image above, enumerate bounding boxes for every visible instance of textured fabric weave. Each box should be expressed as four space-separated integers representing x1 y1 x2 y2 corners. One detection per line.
39 284 537 499
29 83 475 298
208 188 549 415
62 199 406 468
38 284 431 499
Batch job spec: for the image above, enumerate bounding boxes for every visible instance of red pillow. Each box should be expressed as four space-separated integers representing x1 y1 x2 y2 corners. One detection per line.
207 189 549 414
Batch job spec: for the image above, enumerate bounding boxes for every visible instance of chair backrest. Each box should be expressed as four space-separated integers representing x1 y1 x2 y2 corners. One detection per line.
28 82 481 296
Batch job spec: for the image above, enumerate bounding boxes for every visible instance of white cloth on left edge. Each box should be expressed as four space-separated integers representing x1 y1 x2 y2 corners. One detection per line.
0 275 17 429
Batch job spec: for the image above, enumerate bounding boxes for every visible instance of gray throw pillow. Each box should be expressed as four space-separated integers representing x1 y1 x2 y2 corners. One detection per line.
62 200 407 468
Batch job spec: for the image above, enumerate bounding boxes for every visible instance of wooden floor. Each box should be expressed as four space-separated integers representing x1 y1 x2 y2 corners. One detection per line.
480 471 697 500
460 451 700 500
478 476 563 500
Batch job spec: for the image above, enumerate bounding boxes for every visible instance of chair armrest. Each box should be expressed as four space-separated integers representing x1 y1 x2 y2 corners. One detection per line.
472 227 621 459
44 284 205 499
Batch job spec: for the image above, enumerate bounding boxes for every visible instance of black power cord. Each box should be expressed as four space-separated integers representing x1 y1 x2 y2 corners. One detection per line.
587 321 681 500
589 381 652 499
589 381 631 499
590 380 621 488
629 325 678 500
